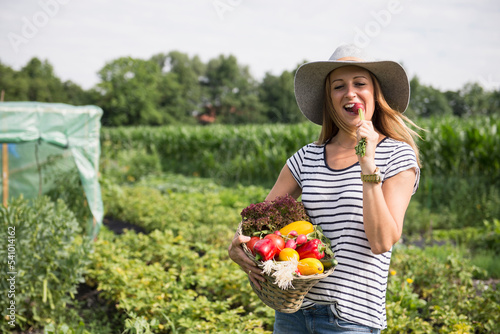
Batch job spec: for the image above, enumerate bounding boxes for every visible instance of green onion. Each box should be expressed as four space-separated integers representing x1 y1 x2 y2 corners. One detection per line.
355 108 366 157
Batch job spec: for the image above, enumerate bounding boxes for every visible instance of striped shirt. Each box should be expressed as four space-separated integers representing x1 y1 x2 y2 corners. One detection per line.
286 137 420 329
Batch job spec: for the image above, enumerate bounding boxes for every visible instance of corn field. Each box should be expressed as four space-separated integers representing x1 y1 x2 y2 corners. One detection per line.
101 116 500 186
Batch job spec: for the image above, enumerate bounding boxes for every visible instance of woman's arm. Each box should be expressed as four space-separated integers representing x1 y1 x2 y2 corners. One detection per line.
361 169 416 254
356 120 417 254
265 165 302 201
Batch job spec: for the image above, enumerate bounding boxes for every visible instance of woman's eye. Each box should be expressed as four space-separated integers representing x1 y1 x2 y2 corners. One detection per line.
355 82 366 87
333 85 344 90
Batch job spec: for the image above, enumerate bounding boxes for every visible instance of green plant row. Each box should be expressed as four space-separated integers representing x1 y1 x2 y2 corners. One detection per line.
100 116 500 186
100 122 319 186
102 178 269 240
431 219 500 254
417 116 500 177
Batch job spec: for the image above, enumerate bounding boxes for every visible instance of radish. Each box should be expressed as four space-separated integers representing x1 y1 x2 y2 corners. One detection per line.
296 234 307 245
285 239 297 249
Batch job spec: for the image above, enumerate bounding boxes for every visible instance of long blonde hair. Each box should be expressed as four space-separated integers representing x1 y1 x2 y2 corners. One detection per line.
317 71 422 167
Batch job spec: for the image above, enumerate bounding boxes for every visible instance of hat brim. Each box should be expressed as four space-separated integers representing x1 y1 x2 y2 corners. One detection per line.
294 60 410 125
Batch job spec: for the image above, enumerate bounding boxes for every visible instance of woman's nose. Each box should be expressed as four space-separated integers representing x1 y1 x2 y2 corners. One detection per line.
344 84 356 98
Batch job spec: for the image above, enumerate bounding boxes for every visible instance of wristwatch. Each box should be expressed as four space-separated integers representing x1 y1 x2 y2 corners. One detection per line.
361 167 381 183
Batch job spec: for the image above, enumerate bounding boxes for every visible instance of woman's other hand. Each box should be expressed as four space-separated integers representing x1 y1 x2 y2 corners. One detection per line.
228 234 266 290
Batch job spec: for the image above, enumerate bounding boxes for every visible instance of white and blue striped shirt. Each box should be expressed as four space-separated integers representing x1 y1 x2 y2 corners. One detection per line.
287 137 420 329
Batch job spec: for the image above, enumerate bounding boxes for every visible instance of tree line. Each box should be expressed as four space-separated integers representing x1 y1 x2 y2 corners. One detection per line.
1 51 499 126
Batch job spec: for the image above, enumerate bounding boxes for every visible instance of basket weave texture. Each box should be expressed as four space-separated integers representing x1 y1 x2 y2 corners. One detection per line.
237 223 336 313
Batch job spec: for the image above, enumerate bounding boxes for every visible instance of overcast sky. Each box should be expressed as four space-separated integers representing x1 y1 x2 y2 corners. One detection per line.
1 0 499 92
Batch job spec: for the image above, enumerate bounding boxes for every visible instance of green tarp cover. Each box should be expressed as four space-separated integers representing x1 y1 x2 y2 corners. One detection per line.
0 102 104 238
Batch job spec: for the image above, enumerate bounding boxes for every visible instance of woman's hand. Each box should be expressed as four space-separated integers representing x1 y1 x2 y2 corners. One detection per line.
228 234 266 290
356 119 379 173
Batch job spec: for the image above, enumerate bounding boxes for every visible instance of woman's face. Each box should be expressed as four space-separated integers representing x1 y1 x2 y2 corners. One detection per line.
328 65 375 129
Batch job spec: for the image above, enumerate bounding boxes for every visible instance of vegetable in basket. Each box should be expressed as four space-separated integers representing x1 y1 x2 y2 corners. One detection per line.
320 258 338 270
264 234 285 253
296 234 307 246
297 258 324 275
296 239 326 260
253 239 279 261
278 248 300 261
240 194 310 236
285 239 297 250
245 236 261 255
279 221 314 236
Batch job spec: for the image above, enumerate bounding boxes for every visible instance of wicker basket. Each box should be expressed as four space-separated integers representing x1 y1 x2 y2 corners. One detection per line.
237 223 336 313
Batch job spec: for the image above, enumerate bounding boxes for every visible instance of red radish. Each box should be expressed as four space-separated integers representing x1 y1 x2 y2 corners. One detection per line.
274 230 282 236
285 239 297 250
296 234 307 245
288 230 298 237
352 102 364 113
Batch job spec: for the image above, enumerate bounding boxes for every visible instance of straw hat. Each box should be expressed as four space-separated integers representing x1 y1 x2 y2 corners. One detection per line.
294 44 410 125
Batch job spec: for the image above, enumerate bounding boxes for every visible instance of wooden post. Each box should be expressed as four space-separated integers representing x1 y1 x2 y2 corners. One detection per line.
1 90 7 207
2 144 7 207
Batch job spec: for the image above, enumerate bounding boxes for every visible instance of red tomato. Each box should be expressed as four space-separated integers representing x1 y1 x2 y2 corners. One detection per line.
245 236 261 255
264 234 285 253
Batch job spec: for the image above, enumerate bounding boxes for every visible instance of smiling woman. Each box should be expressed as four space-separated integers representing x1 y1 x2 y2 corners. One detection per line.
229 44 423 333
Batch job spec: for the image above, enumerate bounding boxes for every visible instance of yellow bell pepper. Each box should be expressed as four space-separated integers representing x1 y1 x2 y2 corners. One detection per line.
279 221 314 236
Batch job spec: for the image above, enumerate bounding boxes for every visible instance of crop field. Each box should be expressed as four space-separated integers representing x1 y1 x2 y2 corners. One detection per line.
1 116 499 333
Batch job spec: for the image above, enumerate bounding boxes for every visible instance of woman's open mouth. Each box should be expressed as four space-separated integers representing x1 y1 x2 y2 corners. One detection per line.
343 103 361 116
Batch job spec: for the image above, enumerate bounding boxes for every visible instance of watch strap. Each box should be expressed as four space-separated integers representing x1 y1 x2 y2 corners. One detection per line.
360 167 381 183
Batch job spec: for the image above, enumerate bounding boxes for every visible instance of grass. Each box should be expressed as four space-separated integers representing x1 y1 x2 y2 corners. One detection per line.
469 250 500 279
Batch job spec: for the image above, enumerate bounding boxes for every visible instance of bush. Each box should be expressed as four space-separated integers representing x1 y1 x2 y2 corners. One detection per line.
87 227 275 333
46 169 93 235
0 196 92 332
387 245 500 333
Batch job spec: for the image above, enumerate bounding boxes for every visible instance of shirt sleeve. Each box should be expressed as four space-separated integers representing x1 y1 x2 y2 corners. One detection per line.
286 145 308 189
383 142 420 195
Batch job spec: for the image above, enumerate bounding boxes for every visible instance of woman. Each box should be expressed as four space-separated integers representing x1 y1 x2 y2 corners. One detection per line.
228 44 421 333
